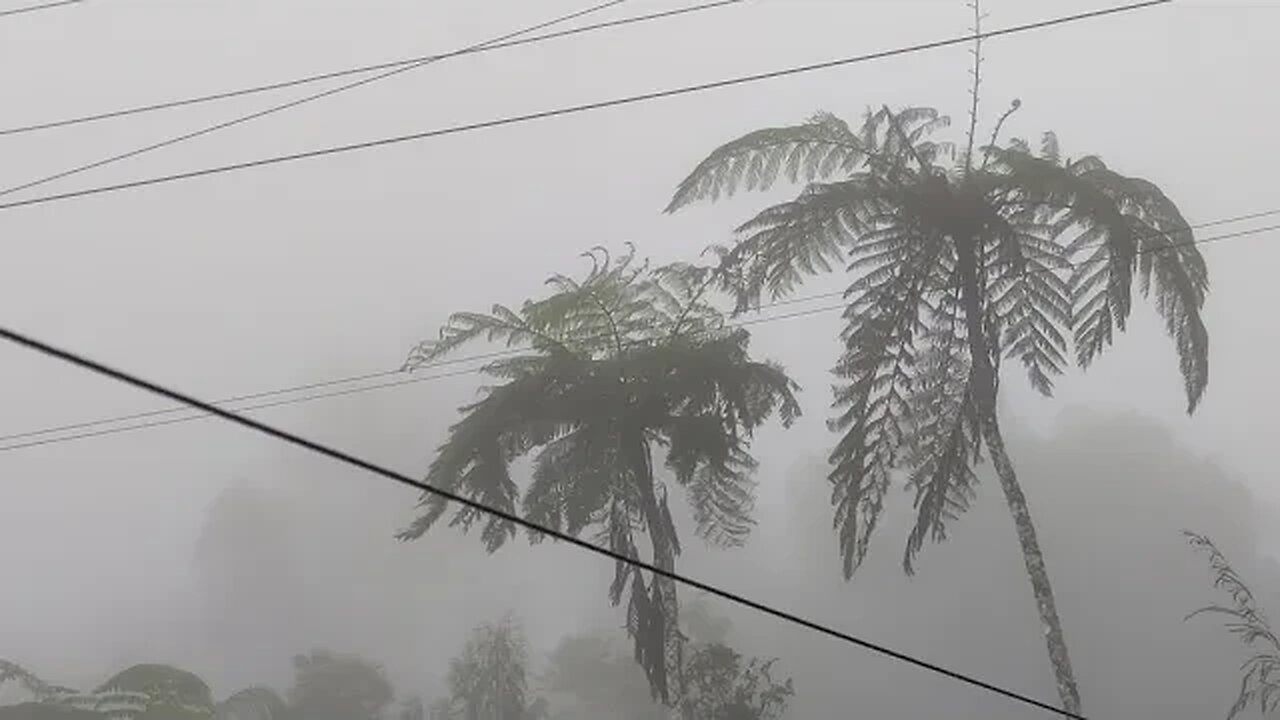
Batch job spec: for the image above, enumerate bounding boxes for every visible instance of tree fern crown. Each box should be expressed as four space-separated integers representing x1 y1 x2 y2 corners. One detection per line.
667 105 1209 574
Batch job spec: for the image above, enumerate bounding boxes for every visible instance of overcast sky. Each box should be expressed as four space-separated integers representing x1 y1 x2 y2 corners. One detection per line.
1 0 1278 716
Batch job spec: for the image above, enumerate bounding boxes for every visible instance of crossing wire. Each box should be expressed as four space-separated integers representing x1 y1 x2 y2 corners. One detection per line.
0 0 1172 213
0 0 744 138
0 0 657 198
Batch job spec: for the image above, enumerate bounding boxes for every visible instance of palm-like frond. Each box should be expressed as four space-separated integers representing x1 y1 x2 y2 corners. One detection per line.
901 315 982 574
1185 531 1280 720
665 112 873 212
828 215 952 577
985 143 1209 412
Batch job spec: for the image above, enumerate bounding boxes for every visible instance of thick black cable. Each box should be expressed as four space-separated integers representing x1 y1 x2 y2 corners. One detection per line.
0 215 1269 453
0 0 79 19
0 0 1171 213
0 321 1085 719
0 0 744 138
0 0 648 198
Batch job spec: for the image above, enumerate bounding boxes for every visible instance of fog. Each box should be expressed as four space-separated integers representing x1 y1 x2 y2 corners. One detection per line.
1 0 1278 718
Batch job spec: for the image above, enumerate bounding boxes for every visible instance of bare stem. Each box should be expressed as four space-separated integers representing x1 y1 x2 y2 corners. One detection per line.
962 0 986 176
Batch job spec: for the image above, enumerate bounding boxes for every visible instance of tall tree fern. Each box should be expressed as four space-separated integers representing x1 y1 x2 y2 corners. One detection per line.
665 7 1208 714
397 246 800 706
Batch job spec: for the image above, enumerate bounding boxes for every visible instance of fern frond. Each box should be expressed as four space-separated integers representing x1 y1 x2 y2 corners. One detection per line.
665 112 872 212
983 216 1072 396
901 313 981 574
727 176 891 309
828 232 946 577
663 414 757 548
1185 531 1280 720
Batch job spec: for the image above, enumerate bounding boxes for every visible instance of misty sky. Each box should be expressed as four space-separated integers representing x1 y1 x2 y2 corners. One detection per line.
2 0 1279 717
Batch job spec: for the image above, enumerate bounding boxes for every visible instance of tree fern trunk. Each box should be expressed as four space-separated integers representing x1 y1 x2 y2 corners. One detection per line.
625 428 685 706
955 232 1083 716
980 412 1082 715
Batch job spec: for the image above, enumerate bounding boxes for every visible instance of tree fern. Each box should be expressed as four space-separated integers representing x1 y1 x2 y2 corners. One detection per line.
669 95 1209 716
398 247 799 706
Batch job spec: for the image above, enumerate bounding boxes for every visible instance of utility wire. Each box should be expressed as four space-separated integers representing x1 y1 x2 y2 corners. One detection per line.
0 0 80 19
0 0 655 198
1 215 1273 455
0 0 744 139
0 0 1171 213
0 321 1085 720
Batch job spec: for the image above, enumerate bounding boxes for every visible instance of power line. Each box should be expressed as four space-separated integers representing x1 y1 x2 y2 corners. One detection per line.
2 214 1274 455
0 0 1171 213
0 322 1085 720
0 0 744 139
0 0 660 198
0 0 80 19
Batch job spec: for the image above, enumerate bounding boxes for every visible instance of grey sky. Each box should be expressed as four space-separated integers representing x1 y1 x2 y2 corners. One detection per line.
1 0 1277 715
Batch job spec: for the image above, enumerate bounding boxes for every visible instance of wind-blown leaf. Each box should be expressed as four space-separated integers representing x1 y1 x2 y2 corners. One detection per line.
1185 531 1280 720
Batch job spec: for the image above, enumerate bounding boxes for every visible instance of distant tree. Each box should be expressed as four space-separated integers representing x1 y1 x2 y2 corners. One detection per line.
1185 532 1280 720
433 616 547 720
397 246 800 704
541 632 667 720
0 663 283 720
545 602 792 720
664 4 1209 714
679 645 793 720
287 652 394 720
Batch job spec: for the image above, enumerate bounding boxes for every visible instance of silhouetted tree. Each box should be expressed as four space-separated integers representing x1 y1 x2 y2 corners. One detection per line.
397 246 800 704
666 11 1209 709
679 645 793 720
287 652 393 720
433 616 547 720
1186 532 1280 720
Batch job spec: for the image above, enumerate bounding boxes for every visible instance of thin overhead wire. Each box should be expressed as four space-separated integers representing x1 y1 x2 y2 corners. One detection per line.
0 320 1085 720
0 0 80 19
0 0 654 198
0 0 745 138
2 214 1274 455
0 0 1172 213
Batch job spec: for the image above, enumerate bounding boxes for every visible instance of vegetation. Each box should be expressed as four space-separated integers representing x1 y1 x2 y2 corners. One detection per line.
396 245 800 704
664 8 1209 710
3 611 791 720
430 615 548 720
1186 532 1280 720
0 662 285 720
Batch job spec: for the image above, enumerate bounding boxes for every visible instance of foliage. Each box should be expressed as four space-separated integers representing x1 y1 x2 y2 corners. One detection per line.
1186 531 1280 720
667 105 1209 574
679 644 793 720
97 665 214 714
433 616 547 720
398 246 800 705
287 651 394 720
545 602 792 720
668 91 1209 715
541 632 667 720
1 663 283 720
